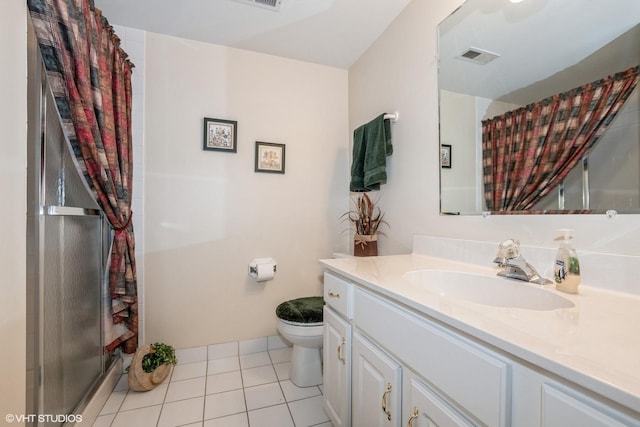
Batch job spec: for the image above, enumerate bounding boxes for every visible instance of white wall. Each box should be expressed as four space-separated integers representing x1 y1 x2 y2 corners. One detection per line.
440 90 479 214
349 0 640 257
0 0 27 418
143 32 349 348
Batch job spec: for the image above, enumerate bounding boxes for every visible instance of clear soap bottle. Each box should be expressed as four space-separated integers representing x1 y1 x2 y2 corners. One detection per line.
553 229 581 294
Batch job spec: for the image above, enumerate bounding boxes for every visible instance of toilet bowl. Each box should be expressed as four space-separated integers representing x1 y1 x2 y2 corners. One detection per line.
275 296 324 387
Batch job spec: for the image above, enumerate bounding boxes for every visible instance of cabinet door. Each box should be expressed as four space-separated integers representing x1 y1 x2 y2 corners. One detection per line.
323 306 351 427
352 333 402 427
404 371 474 427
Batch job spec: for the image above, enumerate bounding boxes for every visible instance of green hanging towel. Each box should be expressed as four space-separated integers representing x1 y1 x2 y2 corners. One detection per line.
350 113 393 192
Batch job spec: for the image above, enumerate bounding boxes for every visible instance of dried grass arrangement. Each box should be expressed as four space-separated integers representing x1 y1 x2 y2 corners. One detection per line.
343 193 388 256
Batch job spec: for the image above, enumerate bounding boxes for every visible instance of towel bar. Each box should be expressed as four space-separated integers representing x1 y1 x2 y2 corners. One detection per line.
384 112 399 122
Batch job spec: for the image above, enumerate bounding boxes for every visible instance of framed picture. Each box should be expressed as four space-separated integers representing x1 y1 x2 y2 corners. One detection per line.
441 144 452 168
203 117 237 152
255 142 285 174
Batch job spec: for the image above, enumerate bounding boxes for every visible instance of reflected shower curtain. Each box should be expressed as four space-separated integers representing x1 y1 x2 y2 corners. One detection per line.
28 0 138 352
482 66 640 212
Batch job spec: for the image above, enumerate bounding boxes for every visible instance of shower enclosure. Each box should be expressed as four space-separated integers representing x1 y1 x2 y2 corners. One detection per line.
26 18 116 426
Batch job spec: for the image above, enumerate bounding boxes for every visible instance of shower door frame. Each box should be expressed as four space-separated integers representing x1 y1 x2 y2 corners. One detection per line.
26 16 117 426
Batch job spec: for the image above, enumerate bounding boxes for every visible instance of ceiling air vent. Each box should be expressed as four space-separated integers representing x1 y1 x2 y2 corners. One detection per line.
458 47 500 65
233 0 284 11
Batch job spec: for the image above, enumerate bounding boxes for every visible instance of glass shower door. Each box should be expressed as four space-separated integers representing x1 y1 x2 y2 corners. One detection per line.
40 214 103 419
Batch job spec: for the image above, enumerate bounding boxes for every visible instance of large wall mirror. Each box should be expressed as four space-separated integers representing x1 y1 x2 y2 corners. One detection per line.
438 0 640 215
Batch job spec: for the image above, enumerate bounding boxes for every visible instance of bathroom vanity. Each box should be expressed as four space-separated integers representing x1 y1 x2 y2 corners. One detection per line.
320 238 640 426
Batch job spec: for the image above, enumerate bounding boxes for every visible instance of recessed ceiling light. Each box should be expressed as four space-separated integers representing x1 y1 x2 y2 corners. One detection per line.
510 0 526 3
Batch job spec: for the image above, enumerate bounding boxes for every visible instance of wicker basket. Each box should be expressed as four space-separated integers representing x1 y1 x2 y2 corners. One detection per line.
128 344 173 391
354 234 378 257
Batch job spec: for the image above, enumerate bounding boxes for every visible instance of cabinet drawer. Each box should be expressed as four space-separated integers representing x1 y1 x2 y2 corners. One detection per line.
324 272 354 319
355 289 510 427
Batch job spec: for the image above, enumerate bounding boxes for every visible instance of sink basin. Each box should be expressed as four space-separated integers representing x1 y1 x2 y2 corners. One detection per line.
403 270 574 311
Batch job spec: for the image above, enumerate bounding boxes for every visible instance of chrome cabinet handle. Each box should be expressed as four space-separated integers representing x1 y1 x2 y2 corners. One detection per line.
381 383 392 421
327 289 340 298
407 407 419 427
337 337 345 363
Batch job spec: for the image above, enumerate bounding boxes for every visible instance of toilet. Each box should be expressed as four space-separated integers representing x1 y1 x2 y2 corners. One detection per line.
276 296 324 387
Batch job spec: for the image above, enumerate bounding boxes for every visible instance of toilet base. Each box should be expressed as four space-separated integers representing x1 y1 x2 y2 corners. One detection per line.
289 345 323 387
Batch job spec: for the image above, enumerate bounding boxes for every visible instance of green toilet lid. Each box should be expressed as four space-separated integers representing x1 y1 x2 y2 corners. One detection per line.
276 296 324 323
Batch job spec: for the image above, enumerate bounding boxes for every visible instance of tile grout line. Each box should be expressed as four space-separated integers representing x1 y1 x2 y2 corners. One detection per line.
154 369 167 427
270 350 297 427
244 349 295 426
238 354 250 426
110 377 127 425
201 347 209 427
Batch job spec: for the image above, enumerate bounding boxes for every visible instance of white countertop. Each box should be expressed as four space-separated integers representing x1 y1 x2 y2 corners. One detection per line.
320 254 640 413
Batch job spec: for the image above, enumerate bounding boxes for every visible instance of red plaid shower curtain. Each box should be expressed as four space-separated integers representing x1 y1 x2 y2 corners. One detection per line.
482 66 639 212
28 0 138 353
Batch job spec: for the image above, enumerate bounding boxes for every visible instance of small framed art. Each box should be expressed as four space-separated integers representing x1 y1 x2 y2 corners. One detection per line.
255 142 285 174
441 144 452 168
203 117 237 152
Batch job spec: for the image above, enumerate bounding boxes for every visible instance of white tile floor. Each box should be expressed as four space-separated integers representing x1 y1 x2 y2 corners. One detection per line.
93 338 332 427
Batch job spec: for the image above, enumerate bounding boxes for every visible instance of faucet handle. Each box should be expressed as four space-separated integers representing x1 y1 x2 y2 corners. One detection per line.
497 238 520 259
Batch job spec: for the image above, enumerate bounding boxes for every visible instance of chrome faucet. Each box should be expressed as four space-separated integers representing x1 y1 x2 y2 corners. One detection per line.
493 239 552 285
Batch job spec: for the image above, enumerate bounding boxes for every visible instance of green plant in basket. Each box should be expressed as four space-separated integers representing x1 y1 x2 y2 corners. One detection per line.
141 342 177 373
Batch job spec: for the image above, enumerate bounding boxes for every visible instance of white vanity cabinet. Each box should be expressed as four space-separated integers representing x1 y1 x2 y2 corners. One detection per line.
323 272 354 427
323 270 509 426
322 269 640 427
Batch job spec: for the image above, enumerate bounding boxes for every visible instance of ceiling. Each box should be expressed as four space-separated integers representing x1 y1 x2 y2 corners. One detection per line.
439 0 640 104
93 0 412 69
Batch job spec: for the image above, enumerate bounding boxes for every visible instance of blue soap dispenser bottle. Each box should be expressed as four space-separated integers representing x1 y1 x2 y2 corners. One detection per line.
553 229 581 294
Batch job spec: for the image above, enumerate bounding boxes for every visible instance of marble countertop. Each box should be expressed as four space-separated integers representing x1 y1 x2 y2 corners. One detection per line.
320 254 640 413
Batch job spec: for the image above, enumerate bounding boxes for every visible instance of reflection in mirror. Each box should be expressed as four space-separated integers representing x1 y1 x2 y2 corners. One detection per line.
438 0 640 215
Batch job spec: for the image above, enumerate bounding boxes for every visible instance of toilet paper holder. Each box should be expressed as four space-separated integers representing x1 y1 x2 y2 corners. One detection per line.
248 258 277 275
248 264 277 275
